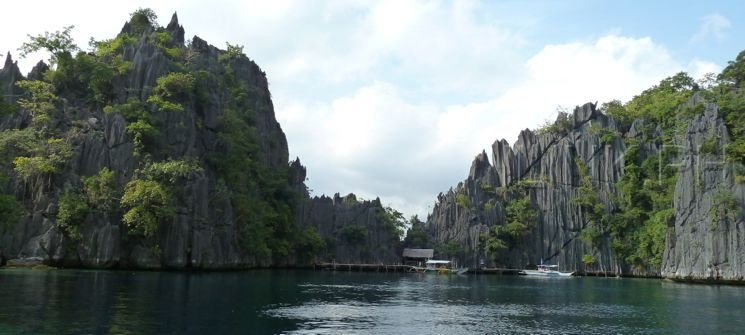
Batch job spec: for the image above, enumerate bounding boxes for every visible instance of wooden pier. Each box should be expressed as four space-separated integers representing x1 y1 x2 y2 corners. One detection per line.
314 263 418 273
469 268 522 275
314 263 526 275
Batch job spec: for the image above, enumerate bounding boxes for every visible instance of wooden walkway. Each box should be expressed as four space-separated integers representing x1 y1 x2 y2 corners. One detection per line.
314 263 418 273
314 263 526 275
470 268 522 275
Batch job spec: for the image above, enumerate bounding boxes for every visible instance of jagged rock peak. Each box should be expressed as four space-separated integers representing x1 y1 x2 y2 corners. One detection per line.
167 12 180 28
572 102 599 126
469 150 492 180
491 139 514 186
27 61 49 81
3 52 13 69
0 52 24 85
190 35 210 52
166 12 185 45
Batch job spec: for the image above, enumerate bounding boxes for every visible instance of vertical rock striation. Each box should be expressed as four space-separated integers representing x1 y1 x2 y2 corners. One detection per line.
0 13 400 269
662 101 745 281
427 103 631 274
426 96 745 281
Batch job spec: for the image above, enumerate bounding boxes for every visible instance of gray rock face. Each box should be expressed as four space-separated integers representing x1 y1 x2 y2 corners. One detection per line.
662 102 745 281
296 193 401 264
427 97 745 281
0 15 402 270
426 103 632 273
0 53 23 96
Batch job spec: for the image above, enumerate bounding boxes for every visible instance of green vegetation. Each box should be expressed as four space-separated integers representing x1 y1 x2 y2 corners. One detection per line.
337 225 367 244
444 241 465 260
605 72 696 134
16 80 57 129
596 51 745 268
588 68 740 270
0 194 22 233
537 108 572 136
0 88 18 117
141 159 202 183
403 215 428 248
19 25 78 67
129 8 158 35
56 187 89 240
455 193 470 208
582 254 597 269
455 185 471 208
12 138 72 184
218 43 245 64
718 50 745 87
504 195 538 238
91 34 136 59
206 51 305 262
81 167 118 212
295 227 326 263
709 187 739 230
120 179 173 237
126 120 158 156
147 72 196 112
482 184 537 262
376 206 407 239
573 158 610 249
713 52 745 168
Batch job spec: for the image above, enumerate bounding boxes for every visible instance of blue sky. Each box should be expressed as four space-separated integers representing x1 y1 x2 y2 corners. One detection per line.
1 1 743 219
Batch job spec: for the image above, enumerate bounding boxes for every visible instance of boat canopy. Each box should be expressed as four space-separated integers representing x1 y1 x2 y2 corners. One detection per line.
426 260 451 265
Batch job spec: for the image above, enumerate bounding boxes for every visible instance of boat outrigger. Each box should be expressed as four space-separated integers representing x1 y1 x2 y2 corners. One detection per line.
413 260 468 275
519 263 574 277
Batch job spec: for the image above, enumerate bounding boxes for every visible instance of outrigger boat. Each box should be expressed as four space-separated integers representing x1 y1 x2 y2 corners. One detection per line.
413 260 468 275
519 263 574 277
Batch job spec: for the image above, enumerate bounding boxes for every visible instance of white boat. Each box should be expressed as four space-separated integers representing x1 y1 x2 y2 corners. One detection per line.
519 264 574 277
413 260 468 275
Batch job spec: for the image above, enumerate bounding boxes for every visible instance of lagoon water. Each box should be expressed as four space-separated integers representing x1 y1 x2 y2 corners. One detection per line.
1 269 744 334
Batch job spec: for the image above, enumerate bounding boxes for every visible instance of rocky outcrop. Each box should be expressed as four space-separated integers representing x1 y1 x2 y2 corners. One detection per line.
662 100 745 281
427 95 745 281
0 13 399 269
0 53 23 96
426 103 635 274
296 193 401 264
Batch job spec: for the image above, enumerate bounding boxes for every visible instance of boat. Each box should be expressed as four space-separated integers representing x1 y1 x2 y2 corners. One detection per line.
519 263 574 277
413 260 468 275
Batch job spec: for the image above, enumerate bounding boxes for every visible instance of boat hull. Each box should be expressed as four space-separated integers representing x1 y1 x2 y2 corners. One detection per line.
519 269 574 277
413 267 468 275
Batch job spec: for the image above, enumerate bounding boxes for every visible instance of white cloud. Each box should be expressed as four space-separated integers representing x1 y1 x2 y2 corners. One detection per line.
690 13 731 44
0 2 725 221
279 33 716 218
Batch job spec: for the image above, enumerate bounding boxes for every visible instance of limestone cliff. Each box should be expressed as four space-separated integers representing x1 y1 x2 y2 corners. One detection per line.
662 98 745 281
426 103 629 273
296 193 402 264
425 97 745 281
0 13 401 269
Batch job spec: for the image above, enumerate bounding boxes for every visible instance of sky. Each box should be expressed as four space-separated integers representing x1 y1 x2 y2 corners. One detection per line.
1 1 743 219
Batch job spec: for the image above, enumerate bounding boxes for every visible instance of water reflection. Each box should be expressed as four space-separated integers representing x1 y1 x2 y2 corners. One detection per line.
1 269 744 334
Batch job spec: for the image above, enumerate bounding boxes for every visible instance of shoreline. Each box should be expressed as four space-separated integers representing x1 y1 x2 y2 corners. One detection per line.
3 261 745 286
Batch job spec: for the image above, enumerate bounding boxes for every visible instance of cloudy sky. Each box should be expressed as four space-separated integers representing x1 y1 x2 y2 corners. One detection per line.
1 1 743 219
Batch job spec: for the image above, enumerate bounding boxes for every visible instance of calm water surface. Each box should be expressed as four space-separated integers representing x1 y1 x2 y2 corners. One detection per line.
0 268 743 334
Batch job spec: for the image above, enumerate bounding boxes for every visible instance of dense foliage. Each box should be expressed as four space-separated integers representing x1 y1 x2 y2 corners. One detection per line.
482 184 537 263
591 52 745 270
56 187 89 240
402 215 428 248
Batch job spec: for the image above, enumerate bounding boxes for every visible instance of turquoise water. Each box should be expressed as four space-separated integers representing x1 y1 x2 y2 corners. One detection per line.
1 269 744 334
